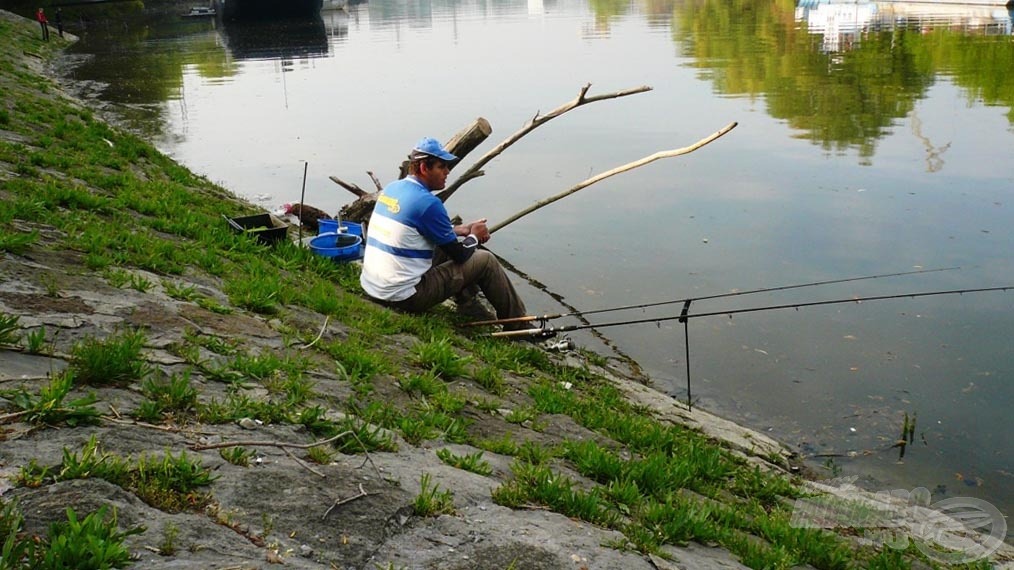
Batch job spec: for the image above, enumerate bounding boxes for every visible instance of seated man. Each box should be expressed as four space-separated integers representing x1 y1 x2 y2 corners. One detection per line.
360 137 530 330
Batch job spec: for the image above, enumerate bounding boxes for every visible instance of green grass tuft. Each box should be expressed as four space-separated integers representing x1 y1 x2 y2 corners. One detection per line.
0 313 22 345
412 473 455 517
411 337 471 378
436 449 492 476
135 370 199 422
69 329 150 385
0 372 101 427
39 506 144 569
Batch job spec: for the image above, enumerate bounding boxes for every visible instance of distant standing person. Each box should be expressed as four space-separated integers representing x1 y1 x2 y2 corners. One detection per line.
55 8 64 38
36 8 49 41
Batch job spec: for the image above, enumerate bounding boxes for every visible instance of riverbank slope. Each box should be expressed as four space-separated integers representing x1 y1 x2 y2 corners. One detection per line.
1 9 1010 570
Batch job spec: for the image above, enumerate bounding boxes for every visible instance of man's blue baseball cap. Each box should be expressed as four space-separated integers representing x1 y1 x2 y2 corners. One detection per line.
410 137 457 162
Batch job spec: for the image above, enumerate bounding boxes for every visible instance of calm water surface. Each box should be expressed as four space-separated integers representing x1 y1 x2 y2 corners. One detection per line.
22 0 1014 522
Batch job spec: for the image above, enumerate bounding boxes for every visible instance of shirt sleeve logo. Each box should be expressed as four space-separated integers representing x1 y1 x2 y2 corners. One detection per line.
378 195 400 214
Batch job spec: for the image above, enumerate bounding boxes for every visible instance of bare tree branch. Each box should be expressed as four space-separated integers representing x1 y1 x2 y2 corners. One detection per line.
299 316 330 349
488 121 738 235
321 484 370 520
190 430 387 481
366 171 383 192
0 410 30 424
330 176 368 198
282 446 326 478
436 83 653 203
189 432 353 451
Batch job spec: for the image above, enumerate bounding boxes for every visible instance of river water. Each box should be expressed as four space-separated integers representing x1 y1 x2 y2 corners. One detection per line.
11 0 1012 525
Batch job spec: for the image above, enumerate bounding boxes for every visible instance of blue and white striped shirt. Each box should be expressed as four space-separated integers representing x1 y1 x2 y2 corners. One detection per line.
360 177 457 301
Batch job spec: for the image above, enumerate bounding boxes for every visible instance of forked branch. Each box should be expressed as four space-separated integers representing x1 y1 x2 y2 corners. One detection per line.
189 430 384 480
329 175 369 198
488 121 738 235
437 83 653 203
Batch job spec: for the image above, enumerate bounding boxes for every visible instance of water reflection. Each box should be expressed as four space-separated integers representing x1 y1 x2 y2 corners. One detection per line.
216 0 324 20
797 0 1014 53
670 0 1014 158
220 15 330 60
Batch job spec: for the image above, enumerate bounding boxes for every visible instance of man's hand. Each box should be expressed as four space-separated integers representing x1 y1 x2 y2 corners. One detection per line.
468 219 491 244
456 218 491 243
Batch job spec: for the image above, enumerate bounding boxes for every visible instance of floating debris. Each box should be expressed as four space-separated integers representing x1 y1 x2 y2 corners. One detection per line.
955 472 984 487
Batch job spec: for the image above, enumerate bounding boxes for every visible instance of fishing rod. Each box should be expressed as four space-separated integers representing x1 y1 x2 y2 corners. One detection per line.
465 266 960 328
497 285 1012 412
492 286 1012 338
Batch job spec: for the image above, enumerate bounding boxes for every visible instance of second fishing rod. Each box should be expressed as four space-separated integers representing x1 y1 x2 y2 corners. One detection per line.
465 266 960 328
494 284 1012 410
490 285 1013 338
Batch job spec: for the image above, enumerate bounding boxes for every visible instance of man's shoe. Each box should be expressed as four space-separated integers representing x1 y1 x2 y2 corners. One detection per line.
456 298 496 322
453 285 481 306
544 337 575 351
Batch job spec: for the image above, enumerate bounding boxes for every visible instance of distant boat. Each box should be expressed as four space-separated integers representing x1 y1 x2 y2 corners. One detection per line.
183 6 217 17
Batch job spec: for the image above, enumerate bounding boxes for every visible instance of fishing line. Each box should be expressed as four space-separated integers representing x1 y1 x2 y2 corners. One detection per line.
466 266 960 328
494 286 1012 337
494 285 1012 410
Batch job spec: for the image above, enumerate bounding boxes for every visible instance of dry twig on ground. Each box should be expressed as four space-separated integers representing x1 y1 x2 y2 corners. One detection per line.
190 431 385 481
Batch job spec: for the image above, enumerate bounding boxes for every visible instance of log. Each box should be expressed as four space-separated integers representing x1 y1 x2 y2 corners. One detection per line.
338 194 377 224
445 118 493 167
338 118 493 224
397 117 492 179
329 175 368 198
367 171 383 192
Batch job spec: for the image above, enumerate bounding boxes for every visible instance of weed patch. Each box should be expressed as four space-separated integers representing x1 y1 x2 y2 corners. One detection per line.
398 370 445 398
22 327 48 354
0 228 37 255
37 505 143 569
493 462 619 528
219 447 253 467
0 372 100 427
197 394 291 426
436 449 492 476
135 370 199 422
325 339 392 383
69 329 150 385
0 313 21 345
132 451 216 512
412 473 455 517
411 337 470 379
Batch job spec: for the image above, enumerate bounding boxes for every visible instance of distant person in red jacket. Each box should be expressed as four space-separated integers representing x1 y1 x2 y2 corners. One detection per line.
36 8 49 41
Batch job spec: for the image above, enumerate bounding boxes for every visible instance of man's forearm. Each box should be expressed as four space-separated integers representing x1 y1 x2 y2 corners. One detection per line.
438 236 479 264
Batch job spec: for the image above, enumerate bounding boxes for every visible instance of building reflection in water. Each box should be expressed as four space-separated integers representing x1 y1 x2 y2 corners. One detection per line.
796 0 1013 52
